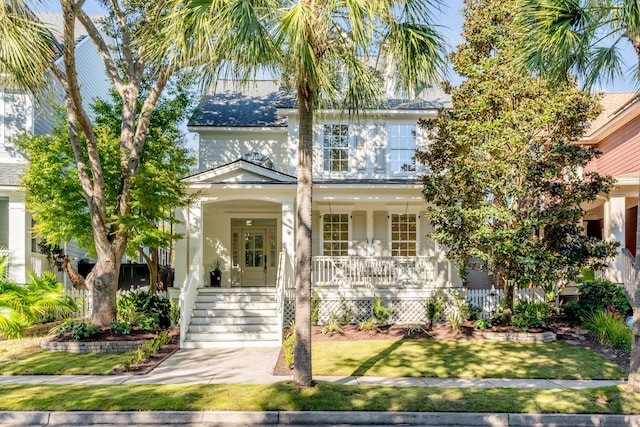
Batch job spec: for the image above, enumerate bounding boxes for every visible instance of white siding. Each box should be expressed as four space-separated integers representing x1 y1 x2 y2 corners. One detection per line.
198 130 288 172
0 88 33 160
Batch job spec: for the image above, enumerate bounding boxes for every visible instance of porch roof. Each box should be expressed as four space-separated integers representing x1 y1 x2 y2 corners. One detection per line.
183 158 297 184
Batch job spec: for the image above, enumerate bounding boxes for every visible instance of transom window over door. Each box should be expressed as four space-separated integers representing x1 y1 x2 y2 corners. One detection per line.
389 125 417 172
391 214 417 256
323 213 349 256
323 124 349 172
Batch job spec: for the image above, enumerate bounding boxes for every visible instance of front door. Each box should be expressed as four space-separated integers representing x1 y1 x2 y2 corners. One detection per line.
231 219 278 287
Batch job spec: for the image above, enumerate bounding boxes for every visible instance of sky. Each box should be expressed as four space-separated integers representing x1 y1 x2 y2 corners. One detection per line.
33 0 637 93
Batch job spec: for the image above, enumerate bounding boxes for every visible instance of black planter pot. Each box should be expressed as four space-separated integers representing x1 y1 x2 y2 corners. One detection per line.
210 270 221 287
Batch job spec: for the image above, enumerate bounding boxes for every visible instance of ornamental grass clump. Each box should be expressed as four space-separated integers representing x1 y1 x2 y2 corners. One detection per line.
584 310 631 353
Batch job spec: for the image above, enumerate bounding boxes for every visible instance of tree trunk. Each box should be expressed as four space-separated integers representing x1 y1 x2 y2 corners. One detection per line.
627 176 640 392
503 278 514 324
293 83 314 387
86 250 121 326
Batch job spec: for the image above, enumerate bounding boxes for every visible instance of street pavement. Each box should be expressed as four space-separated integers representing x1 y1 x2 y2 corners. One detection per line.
0 347 633 426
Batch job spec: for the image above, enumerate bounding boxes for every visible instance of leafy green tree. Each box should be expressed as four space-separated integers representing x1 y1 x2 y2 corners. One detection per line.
0 256 77 338
518 0 640 393
0 1 200 325
417 0 617 321
17 85 196 294
153 0 447 386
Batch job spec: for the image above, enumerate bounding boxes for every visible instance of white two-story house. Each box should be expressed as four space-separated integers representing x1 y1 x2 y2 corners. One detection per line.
175 80 463 348
0 13 109 285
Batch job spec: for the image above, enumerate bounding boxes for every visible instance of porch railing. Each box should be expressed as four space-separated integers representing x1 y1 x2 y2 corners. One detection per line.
623 248 637 299
312 256 441 288
275 251 286 344
179 248 202 346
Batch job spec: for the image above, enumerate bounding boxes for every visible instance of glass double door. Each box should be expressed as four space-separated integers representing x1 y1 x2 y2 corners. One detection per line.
231 219 277 287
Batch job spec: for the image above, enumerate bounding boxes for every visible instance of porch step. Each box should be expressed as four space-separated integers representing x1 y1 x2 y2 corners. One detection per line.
183 288 281 349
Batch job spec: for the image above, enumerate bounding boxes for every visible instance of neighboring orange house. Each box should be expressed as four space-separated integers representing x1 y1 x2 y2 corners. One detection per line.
582 92 640 290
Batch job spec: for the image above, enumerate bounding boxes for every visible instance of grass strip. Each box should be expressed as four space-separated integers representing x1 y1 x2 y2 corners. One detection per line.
312 340 626 380
0 382 638 414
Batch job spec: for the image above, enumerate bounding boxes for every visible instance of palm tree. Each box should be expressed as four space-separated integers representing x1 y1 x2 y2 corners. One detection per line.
518 0 640 392
155 0 447 386
0 256 77 339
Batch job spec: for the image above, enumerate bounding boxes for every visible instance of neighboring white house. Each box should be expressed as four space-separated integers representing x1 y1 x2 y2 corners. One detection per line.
175 80 464 348
0 13 110 285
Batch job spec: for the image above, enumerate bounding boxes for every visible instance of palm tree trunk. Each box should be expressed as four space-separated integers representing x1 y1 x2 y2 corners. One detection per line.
628 176 640 391
293 83 314 387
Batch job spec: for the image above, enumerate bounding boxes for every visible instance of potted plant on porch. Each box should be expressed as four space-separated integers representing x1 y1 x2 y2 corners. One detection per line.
210 259 222 287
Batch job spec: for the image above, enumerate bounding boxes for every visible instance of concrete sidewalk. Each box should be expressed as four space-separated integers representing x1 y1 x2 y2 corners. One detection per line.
0 347 627 389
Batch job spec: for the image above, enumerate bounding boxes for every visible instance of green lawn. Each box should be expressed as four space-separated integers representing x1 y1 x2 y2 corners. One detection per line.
0 337 132 375
312 340 627 380
0 382 639 413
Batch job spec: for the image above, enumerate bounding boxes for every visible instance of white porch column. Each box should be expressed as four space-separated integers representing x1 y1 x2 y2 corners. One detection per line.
8 199 28 283
174 199 203 289
366 210 374 256
607 195 626 283
281 197 295 291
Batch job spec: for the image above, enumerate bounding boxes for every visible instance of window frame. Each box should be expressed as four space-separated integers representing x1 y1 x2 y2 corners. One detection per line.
321 212 350 257
390 213 418 257
388 124 418 174
322 124 351 173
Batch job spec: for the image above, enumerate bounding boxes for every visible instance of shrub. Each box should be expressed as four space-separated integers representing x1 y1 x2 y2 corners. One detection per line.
446 292 471 330
474 319 492 330
512 301 551 331
337 295 353 325
406 324 426 335
425 293 445 329
372 295 394 325
577 279 631 319
322 313 344 334
110 320 131 335
358 317 380 332
116 290 172 329
283 322 295 369
56 320 100 340
584 310 631 353
560 300 581 320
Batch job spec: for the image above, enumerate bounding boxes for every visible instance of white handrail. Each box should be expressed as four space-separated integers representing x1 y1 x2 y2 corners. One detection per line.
622 248 637 300
179 248 202 346
275 251 286 345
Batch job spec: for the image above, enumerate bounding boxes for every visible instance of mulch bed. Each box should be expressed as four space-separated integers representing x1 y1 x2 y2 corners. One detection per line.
273 321 631 376
47 326 180 374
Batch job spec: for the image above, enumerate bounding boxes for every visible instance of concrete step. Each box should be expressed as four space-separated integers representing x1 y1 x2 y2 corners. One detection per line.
193 301 277 310
195 293 276 303
188 323 279 333
181 339 281 349
185 331 281 342
189 315 277 325
190 308 278 318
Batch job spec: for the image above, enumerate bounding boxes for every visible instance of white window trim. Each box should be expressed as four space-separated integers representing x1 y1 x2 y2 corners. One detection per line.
320 123 352 176
387 124 419 176
320 211 352 256
387 211 421 257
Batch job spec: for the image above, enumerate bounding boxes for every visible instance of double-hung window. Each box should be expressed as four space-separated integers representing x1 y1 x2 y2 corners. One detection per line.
389 125 417 173
323 124 349 172
391 214 417 256
323 213 349 256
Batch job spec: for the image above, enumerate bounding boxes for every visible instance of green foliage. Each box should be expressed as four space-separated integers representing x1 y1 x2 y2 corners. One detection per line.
0 258 77 338
512 301 551 331
417 0 618 315
584 311 631 353
425 293 445 329
406 324 427 335
15 85 196 262
358 317 380 332
336 295 353 325
445 292 472 330
474 319 492 330
372 295 394 325
576 279 631 319
169 300 180 326
116 290 172 329
310 287 321 326
57 320 100 340
561 301 581 320
124 331 173 368
109 320 132 335
321 313 344 335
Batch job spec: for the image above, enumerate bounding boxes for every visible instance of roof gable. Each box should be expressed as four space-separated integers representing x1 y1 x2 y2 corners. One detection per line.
184 159 296 184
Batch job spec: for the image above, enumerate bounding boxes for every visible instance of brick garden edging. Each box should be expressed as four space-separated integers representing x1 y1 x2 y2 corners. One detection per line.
40 339 148 353
480 331 556 344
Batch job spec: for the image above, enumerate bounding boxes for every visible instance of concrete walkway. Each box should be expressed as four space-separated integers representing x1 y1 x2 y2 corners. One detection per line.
0 347 627 389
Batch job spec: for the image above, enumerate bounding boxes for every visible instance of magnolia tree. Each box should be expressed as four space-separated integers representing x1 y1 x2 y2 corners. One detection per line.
417 0 618 320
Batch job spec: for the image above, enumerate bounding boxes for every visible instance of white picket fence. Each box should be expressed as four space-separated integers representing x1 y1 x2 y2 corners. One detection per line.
466 287 547 320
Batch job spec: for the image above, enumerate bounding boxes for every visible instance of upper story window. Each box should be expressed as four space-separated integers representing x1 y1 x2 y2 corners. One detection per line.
323 213 349 256
323 124 349 172
389 125 417 173
391 214 417 256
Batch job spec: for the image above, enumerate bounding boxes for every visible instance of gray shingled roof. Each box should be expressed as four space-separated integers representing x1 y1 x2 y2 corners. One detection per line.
0 163 26 186
189 81 289 127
